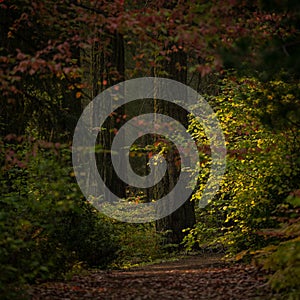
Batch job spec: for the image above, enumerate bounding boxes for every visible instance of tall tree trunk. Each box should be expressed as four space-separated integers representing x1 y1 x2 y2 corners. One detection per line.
102 32 126 198
97 32 126 199
80 29 126 203
155 49 196 246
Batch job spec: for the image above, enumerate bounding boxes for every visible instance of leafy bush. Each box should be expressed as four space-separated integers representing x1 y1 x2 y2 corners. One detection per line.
183 73 300 298
0 136 119 298
184 75 300 254
248 192 300 299
112 222 165 268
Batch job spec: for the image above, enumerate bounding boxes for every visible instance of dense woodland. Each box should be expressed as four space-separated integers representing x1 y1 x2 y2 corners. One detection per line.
1 0 300 299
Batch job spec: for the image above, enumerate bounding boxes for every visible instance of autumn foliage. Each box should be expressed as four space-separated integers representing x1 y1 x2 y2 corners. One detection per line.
0 0 300 299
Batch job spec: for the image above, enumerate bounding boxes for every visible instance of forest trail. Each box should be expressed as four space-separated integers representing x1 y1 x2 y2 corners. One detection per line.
27 254 277 300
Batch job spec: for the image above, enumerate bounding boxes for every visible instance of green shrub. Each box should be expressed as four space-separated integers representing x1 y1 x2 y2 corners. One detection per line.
112 222 165 268
184 75 300 255
0 137 119 298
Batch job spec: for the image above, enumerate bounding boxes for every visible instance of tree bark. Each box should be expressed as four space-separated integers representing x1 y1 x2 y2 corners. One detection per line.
96 32 126 199
155 48 196 246
79 29 126 202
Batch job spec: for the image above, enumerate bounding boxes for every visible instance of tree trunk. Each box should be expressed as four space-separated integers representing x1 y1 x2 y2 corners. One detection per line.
155 48 196 246
80 31 126 201
96 32 126 199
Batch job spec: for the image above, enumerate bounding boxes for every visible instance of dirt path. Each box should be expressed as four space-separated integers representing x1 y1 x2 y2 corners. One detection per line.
28 254 277 300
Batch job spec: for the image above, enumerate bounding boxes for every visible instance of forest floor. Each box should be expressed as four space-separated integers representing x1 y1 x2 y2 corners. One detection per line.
27 254 281 300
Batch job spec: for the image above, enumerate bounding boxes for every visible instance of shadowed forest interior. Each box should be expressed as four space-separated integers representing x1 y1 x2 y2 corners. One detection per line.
1 0 300 299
